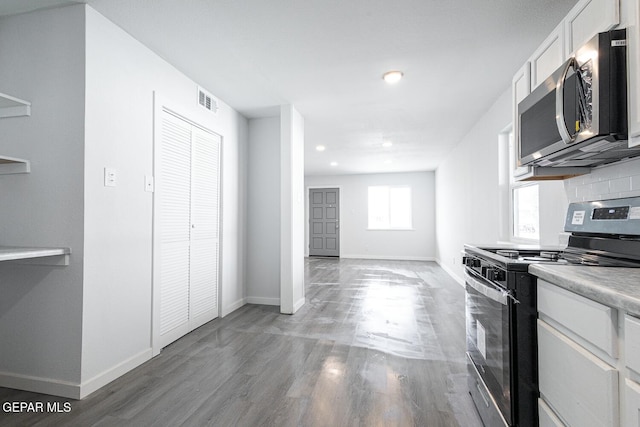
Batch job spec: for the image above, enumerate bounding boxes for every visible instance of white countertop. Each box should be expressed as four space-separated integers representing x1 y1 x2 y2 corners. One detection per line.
0 246 71 262
530 264 640 317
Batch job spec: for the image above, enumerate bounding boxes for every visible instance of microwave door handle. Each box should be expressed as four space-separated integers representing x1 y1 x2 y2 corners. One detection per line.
555 57 578 145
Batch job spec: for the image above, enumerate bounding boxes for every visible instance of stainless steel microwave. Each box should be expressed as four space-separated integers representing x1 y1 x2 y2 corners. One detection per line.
517 29 640 168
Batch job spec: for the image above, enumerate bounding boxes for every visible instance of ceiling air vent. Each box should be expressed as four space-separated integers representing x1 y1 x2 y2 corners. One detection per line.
197 87 218 114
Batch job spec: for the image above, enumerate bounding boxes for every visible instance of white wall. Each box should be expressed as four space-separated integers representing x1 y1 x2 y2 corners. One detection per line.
221 102 249 317
82 6 248 395
0 4 249 398
0 5 86 394
304 172 435 261
280 105 305 314
435 88 568 284
246 117 281 305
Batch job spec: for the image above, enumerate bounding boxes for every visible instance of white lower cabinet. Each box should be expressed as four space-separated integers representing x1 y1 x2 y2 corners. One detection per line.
539 398 565 427
537 279 620 427
624 315 640 426
538 320 619 427
536 280 640 427
625 378 640 426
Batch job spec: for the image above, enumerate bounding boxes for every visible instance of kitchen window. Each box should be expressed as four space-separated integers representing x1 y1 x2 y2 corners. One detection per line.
513 184 539 240
499 127 540 243
368 185 412 230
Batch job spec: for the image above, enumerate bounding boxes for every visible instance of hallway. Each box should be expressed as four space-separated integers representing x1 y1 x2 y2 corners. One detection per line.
0 258 481 426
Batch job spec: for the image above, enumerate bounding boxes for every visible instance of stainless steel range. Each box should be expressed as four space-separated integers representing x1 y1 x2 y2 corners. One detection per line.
464 196 640 427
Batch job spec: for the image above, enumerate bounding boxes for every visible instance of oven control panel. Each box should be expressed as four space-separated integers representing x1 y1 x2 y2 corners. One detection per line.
592 206 629 220
565 196 640 236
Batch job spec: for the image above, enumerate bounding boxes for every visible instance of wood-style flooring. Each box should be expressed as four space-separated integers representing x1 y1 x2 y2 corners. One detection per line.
0 258 482 427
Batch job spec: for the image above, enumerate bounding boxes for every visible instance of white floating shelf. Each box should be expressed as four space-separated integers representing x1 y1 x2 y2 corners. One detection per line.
0 246 71 266
0 155 30 174
0 92 31 118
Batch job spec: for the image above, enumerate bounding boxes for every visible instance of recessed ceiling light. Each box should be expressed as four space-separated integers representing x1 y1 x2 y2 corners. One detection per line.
382 141 393 148
316 145 326 152
383 70 403 84
330 161 338 167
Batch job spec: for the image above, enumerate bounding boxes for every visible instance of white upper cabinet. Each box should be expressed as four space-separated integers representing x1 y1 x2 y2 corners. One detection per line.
513 63 531 107
627 0 640 146
512 63 531 176
565 0 620 55
530 23 566 90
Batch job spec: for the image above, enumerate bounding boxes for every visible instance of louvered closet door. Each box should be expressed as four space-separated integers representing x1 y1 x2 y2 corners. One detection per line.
155 109 221 352
157 111 192 348
189 126 220 328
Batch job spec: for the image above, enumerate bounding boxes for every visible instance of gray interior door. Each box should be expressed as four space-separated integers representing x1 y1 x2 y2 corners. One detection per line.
309 188 340 257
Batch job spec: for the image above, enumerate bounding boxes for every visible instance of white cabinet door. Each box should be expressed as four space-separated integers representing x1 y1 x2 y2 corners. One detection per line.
538 320 619 427
627 0 640 146
625 314 640 375
539 398 566 427
530 23 565 90
625 378 640 427
565 0 620 55
512 63 531 176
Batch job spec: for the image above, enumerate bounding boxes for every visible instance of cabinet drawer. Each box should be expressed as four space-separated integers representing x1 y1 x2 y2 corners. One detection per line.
538 320 618 427
538 279 617 358
539 398 565 427
625 314 640 375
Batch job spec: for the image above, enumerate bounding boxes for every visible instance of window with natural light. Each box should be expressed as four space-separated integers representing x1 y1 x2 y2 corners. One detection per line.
513 184 540 240
500 127 541 243
368 185 412 229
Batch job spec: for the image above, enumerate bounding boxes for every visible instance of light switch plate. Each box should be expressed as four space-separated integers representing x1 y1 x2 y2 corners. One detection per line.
104 168 117 187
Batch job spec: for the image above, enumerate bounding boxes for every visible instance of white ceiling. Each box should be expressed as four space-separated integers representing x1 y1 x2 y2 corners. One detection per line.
0 0 578 175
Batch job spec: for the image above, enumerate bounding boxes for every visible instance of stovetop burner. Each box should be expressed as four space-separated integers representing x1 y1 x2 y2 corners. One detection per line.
540 251 560 260
492 249 563 262
496 249 519 258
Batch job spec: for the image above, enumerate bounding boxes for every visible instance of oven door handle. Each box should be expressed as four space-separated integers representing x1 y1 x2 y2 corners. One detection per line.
464 270 518 306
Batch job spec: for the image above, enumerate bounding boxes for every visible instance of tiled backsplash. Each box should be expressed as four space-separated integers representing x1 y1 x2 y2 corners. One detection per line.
564 156 640 203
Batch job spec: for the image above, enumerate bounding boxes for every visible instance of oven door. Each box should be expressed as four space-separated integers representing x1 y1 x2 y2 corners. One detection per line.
465 269 513 426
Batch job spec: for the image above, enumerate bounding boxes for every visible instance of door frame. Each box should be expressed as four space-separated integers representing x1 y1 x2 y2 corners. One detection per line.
152 92 223 356
305 185 342 257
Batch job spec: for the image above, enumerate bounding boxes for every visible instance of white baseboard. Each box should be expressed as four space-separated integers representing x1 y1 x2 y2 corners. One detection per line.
79 348 152 399
292 297 306 313
0 371 82 400
340 254 435 262
0 349 153 400
436 258 464 287
246 296 280 306
221 297 247 317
